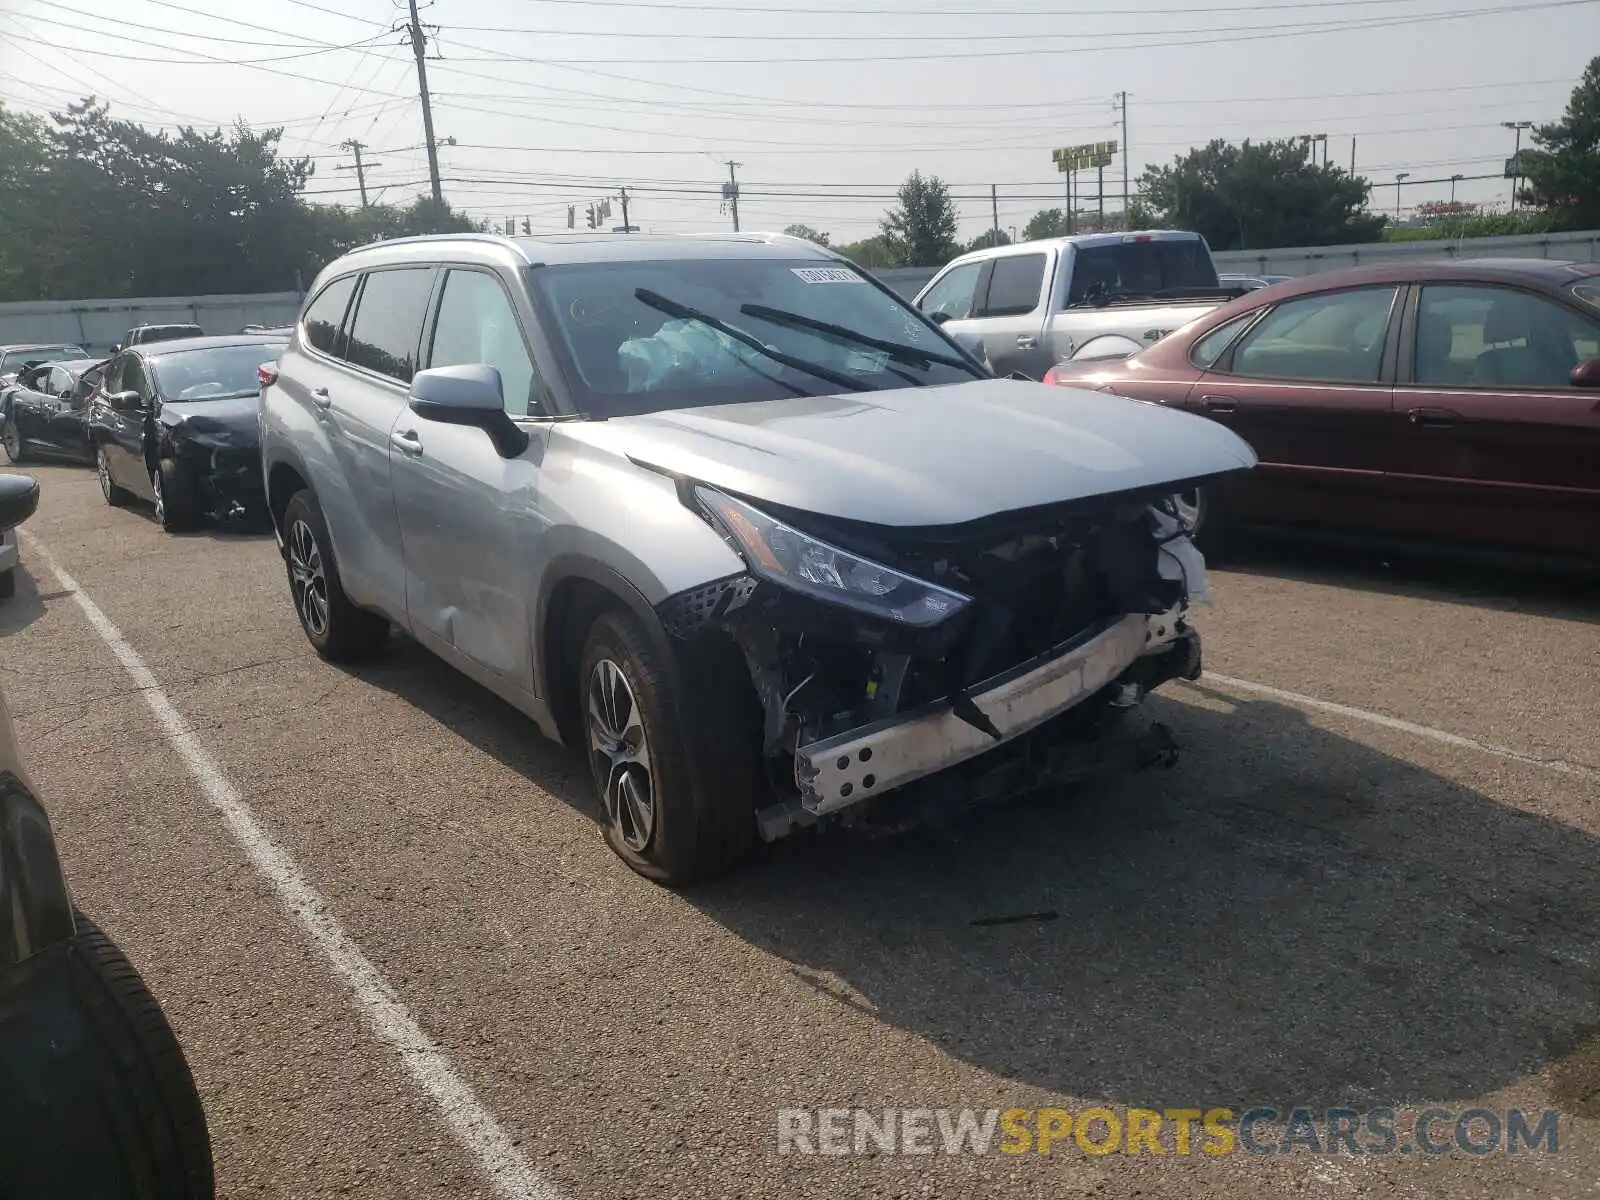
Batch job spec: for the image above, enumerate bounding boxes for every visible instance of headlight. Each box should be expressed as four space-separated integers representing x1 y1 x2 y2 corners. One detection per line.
694 485 971 627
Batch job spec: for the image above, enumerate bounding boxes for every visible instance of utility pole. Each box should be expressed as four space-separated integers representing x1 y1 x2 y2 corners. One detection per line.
1395 172 1409 221
336 139 379 208
405 0 443 206
1116 91 1129 226
1502 120 1533 212
619 187 632 232
1350 136 1356 174
991 184 999 241
1097 162 1105 225
1450 174 1464 205
723 161 741 231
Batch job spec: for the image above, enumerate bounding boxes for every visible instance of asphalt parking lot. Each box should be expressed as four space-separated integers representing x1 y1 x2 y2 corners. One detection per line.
4 461 1598 1199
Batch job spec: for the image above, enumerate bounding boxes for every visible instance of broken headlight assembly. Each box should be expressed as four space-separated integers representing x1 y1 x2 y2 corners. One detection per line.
692 485 972 628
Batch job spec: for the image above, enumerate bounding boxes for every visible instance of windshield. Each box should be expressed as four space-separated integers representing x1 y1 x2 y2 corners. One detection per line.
150 343 285 402
1066 240 1220 305
527 258 980 417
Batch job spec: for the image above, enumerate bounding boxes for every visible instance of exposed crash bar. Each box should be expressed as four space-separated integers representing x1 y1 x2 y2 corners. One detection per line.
795 613 1152 816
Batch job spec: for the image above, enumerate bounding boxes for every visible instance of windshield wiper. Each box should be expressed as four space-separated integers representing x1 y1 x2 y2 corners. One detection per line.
633 289 870 394
739 303 982 377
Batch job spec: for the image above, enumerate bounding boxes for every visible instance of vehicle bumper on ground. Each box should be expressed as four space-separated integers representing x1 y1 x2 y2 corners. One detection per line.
794 611 1200 817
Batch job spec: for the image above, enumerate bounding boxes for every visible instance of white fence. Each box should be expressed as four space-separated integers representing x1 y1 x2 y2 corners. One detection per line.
0 292 303 356
7 227 1597 348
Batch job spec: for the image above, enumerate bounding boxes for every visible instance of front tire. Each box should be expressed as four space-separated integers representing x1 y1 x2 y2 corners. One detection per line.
153 459 200 533
3 417 29 464
281 489 388 661
579 613 761 886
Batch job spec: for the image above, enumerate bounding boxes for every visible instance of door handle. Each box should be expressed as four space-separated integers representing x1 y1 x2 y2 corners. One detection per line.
1407 406 1461 428
1200 395 1237 414
389 428 424 456
309 387 331 410
1016 334 1038 349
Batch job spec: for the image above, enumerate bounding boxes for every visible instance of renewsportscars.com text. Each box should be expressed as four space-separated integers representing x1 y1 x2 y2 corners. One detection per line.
776 1106 1561 1158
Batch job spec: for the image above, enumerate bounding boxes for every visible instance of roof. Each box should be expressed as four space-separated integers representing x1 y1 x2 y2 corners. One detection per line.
331 230 841 271
1261 258 1600 297
135 334 289 358
0 342 84 353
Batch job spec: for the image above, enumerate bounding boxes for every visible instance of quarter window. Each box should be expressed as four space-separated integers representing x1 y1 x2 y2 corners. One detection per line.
978 254 1047 317
428 270 539 416
1415 284 1600 389
918 261 984 321
1191 312 1258 369
345 268 436 383
303 274 358 359
1229 286 1398 383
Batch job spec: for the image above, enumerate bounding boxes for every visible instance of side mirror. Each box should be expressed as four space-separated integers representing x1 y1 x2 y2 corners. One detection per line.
408 365 529 459
109 343 122 354
1570 357 1600 388
0 474 39 532
106 390 144 411
927 311 953 327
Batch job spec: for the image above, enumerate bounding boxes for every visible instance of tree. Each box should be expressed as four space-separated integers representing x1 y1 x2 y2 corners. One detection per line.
782 223 830 246
1138 138 1386 251
966 228 1011 252
1022 209 1067 241
1519 56 1600 229
834 234 897 269
0 97 481 302
879 171 960 267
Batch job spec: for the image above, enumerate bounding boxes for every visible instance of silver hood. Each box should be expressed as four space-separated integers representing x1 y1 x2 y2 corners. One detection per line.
605 378 1256 528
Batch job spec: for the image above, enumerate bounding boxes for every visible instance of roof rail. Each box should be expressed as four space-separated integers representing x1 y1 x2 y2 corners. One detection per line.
344 232 534 263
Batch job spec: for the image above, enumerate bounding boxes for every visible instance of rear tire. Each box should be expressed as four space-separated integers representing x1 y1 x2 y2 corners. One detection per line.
97 446 133 507
281 489 389 661
0 568 13 599
3 417 29 464
579 612 761 886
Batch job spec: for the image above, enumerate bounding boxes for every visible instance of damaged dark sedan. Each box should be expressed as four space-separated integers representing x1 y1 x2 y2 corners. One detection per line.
87 335 285 532
262 233 1258 885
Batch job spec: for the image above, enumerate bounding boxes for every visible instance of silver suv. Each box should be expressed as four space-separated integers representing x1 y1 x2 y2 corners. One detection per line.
261 232 1255 884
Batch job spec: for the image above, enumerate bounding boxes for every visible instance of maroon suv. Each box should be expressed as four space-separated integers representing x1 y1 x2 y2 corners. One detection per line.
1046 258 1600 568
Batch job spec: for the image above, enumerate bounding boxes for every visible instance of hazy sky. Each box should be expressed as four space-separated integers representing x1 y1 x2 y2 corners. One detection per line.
0 0 1594 243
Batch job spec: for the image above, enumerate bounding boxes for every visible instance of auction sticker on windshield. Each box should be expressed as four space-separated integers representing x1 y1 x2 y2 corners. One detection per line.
792 267 865 284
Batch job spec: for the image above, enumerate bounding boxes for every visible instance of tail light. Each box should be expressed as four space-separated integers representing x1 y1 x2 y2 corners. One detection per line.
1042 365 1061 385
258 363 279 388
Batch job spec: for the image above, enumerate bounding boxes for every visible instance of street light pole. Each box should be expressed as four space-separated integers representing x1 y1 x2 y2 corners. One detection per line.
1395 172 1410 221
1502 120 1533 212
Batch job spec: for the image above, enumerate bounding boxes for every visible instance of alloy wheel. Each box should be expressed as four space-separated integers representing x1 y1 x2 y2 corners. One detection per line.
3 422 20 461
586 658 655 853
97 449 113 500
1170 488 1204 534
151 469 165 527
286 518 329 638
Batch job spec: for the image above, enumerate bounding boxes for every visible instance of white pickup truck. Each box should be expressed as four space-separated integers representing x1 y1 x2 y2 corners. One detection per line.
912 230 1246 379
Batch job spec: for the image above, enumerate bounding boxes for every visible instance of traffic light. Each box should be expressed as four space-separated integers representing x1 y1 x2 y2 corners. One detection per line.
521 217 531 234
567 205 576 229
586 204 598 229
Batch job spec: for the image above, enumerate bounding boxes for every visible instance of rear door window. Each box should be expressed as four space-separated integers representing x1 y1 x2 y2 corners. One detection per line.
977 254 1047 317
1228 286 1398 383
303 274 359 359
1415 284 1600 389
343 268 437 383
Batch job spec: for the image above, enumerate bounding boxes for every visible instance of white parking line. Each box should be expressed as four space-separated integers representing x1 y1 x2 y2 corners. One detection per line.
1205 671 1600 784
21 532 562 1200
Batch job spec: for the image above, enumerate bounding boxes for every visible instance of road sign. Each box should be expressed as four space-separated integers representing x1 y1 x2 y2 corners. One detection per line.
1053 140 1118 172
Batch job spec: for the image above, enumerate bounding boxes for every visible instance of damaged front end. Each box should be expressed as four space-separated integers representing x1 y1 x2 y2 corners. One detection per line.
658 482 1215 842
158 424 266 524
